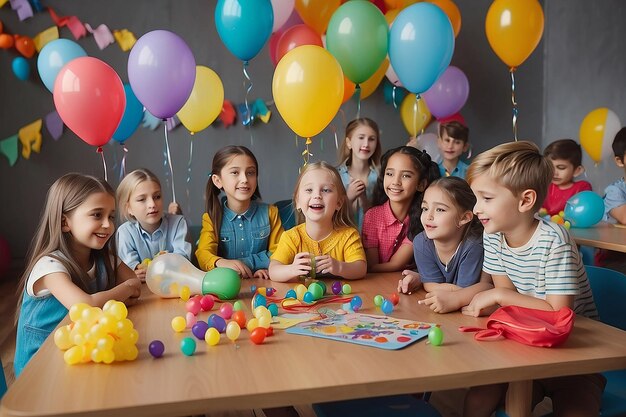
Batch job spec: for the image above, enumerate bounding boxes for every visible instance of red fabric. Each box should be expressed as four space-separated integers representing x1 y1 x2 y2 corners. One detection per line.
459 305 575 347
542 181 592 215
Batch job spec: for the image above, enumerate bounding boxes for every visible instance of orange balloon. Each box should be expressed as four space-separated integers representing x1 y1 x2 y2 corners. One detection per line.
428 0 461 37
0 20 3 34
360 58 389 99
383 0 418 10
342 76 356 104
384 9 401 26
295 0 340 35
485 0 544 69
0 34 14 49
14 35 35 58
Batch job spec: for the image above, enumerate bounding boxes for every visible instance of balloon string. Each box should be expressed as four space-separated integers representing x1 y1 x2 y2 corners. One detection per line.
119 143 128 181
355 84 362 119
510 68 518 141
301 138 313 167
97 147 108 182
392 85 398 109
243 61 254 147
330 124 338 150
186 135 194 216
164 122 177 203
412 94 419 138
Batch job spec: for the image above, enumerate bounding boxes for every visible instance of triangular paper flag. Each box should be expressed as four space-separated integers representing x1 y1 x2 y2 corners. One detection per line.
0 135 18 166
18 119 42 159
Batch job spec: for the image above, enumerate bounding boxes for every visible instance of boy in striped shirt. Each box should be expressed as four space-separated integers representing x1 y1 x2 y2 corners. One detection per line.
461 141 603 417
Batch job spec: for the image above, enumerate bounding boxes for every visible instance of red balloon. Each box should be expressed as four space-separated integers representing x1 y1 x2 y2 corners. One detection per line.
250 327 267 345
275 24 323 64
53 57 125 147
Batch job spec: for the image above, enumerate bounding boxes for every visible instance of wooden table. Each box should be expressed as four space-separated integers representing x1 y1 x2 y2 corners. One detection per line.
570 222 626 252
3 273 626 417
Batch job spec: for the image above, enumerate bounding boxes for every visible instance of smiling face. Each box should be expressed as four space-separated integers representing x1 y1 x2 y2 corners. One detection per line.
470 173 525 235
63 191 116 253
438 131 469 162
383 153 423 205
346 124 378 163
212 154 258 209
295 168 342 226
549 158 580 187
420 185 470 241
127 180 163 233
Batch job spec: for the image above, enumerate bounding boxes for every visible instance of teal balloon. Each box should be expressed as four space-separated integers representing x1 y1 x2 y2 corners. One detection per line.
180 337 197 356
215 0 273 62
326 1 388 84
37 39 87 92
202 267 241 299
389 3 454 94
12 57 30 81
112 84 144 143
564 191 605 228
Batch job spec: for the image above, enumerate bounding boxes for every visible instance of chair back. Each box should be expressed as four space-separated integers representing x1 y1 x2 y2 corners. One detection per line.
275 200 296 231
585 265 626 330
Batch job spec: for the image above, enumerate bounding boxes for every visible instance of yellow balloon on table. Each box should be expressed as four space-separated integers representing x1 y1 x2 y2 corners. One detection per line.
485 0 544 68
272 45 344 139
177 65 224 134
579 108 622 164
400 94 432 137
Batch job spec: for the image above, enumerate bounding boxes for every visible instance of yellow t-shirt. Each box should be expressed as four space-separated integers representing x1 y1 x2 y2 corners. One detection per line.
271 224 366 265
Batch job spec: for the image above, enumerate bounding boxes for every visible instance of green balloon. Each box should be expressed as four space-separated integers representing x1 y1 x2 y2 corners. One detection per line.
202 267 241 300
326 1 388 84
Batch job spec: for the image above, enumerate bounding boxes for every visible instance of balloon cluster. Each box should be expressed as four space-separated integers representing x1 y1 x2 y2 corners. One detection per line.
54 301 139 365
538 209 571 230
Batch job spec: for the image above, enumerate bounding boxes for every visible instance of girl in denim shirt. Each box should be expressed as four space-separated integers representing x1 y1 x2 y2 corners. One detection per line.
14 173 141 376
196 146 284 279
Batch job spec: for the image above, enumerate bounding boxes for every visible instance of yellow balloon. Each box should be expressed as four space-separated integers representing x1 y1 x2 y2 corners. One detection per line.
272 45 344 139
485 0 544 68
360 58 389 100
177 66 224 134
226 322 241 342
295 0 340 35
579 107 622 164
400 94 432 137
205 327 221 346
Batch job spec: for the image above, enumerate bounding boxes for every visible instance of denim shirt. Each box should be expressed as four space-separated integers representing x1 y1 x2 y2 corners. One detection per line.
219 201 271 270
14 255 108 376
337 163 378 231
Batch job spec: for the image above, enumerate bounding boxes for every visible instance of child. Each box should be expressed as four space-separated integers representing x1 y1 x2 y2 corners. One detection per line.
398 177 490 313
337 118 381 231
362 146 439 272
269 162 366 282
462 141 603 417
196 146 283 279
542 139 592 215
436 113 470 178
14 173 141 376
604 127 626 224
116 169 191 281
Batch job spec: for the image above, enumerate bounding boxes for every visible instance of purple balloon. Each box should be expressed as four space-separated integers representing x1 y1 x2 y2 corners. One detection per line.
191 321 209 340
422 66 469 119
127 30 196 119
208 314 227 333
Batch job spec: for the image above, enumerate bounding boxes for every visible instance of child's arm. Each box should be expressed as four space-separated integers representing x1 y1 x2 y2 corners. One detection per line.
609 204 626 225
604 182 626 224
170 215 192 259
195 213 222 271
346 178 366 204
421 272 494 314
168 202 182 215
236 206 285 272
314 255 366 280
367 244 414 273
268 253 312 282
398 269 422 293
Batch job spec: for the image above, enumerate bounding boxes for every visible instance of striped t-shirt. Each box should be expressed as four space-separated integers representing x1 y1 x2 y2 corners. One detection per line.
483 217 598 319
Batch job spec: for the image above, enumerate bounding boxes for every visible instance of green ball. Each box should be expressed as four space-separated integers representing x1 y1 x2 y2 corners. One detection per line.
316 280 327 295
308 282 323 300
428 326 444 346
233 300 245 311
342 284 352 295
180 337 197 356
374 295 384 306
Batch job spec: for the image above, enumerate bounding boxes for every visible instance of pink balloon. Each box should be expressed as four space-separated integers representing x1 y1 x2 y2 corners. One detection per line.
269 32 281 66
271 0 295 32
385 63 403 87
276 24 323 63
415 132 441 162
53 57 125 147
422 65 469 119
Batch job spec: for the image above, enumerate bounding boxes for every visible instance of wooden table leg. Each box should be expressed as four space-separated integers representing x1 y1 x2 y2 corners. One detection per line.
505 380 533 417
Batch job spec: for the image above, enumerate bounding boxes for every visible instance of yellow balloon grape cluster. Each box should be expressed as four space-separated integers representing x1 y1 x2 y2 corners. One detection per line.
54 300 139 365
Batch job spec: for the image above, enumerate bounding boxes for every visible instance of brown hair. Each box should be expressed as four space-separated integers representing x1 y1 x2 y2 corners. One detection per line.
467 141 553 212
205 146 261 239
544 139 583 167
438 121 469 143
116 168 161 223
293 162 355 229
427 177 483 241
337 118 382 170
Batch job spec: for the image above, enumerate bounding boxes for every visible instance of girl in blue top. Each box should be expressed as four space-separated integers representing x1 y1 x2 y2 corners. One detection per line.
14 173 141 376
398 176 490 313
116 169 191 281
337 118 381 231
195 146 284 279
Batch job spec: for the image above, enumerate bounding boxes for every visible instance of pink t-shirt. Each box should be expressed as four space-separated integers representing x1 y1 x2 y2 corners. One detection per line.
361 201 412 263
543 181 592 215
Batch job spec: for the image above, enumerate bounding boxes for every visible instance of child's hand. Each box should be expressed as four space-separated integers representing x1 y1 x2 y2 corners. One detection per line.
134 267 147 282
168 202 182 215
406 136 417 148
216 259 253 279
398 270 421 294
290 252 312 277
419 290 460 314
346 179 365 202
315 255 340 276
254 269 270 280
462 290 496 317
124 278 142 304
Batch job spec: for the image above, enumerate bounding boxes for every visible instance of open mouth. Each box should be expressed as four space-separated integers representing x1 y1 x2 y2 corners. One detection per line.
95 233 109 239
309 204 324 210
237 186 250 192
387 187 403 195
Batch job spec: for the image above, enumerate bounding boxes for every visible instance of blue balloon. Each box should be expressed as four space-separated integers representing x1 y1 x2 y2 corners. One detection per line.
564 191 605 228
112 84 144 143
215 0 273 62
37 39 87 92
388 3 454 94
12 57 30 81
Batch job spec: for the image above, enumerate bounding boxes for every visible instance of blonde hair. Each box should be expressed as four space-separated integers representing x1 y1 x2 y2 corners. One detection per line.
293 162 355 229
337 118 381 170
17 173 118 318
116 168 161 223
466 141 553 211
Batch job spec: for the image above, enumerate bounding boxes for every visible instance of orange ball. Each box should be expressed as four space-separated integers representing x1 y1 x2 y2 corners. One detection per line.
232 310 247 328
0 34 14 49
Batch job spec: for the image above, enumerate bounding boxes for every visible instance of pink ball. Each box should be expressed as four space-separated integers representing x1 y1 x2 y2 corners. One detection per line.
185 312 197 328
200 295 215 311
219 303 233 319
185 298 202 315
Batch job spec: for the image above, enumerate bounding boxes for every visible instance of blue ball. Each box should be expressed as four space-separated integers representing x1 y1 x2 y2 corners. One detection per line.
12 57 30 81
564 191 604 228
381 300 393 315
303 292 314 303
285 289 297 299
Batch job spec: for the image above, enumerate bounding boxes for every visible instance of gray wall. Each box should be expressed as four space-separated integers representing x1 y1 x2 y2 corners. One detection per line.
0 0 545 260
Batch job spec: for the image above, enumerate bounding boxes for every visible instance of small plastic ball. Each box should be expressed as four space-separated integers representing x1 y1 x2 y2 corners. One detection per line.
200 295 215 311
246 317 259 332
179 285 191 301
219 303 234 319
303 292 314 303
373 295 384 307
390 292 400 306
226 321 241 342
250 285 257 294
563 220 571 230
180 337 196 356
207 314 227 333
342 284 352 295
232 310 247 328
295 284 308 300
428 326 444 346
191 321 209 340
252 293 267 309
285 289 297 299
316 281 326 295
257 287 267 296
266 326 274 337
331 281 342 295
149 340 165 358
266 287 276 297
267 303 279 317
381 299 393 315
250 327 267 345
350 295 363 311
171 316 186 333
258 315 272 329
186 298 202 315
185 312 197 328
233 300 245 311
308 282 323 300
205 327 220 346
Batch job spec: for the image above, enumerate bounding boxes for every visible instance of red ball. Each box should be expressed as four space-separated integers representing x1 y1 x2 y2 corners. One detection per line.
200 295 215 311
250 327 267 345
390 292 400 306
